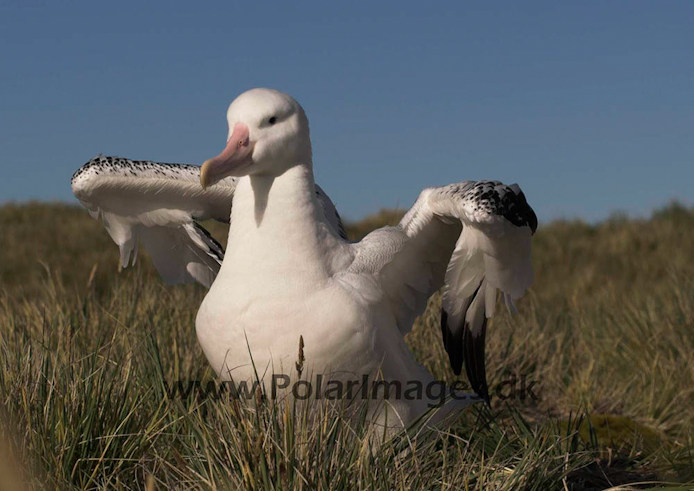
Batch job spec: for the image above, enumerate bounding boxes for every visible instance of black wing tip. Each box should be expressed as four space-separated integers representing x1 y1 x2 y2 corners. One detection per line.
518 191 539 234
502 188 538 235
463 317 490 405
441 282 490 402
440 309 464 376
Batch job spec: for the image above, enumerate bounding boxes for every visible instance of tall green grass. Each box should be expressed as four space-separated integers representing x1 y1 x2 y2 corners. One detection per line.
1 201 693 489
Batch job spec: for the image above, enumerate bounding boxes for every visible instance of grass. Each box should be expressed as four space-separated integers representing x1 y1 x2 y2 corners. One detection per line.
0 200 693 489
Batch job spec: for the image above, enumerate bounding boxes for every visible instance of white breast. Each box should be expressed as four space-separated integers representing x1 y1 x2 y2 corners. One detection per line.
195 169 377 381
196 270 382 381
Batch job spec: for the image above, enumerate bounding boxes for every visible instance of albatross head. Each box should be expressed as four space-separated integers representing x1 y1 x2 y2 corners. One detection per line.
200 88 311 188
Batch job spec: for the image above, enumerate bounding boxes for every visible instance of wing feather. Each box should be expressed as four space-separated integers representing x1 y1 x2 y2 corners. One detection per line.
351 179 537 402
72 155 347 288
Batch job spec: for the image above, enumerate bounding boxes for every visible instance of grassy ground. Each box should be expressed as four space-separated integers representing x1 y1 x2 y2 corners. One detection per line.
1 201 693 490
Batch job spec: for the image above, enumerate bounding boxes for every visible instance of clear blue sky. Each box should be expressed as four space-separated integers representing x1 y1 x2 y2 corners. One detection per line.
1 2 692 222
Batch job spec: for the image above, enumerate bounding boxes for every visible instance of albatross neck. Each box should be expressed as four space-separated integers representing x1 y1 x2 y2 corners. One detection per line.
223 162 336 277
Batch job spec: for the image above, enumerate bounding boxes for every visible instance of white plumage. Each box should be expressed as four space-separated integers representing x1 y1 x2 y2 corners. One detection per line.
72 88 537 428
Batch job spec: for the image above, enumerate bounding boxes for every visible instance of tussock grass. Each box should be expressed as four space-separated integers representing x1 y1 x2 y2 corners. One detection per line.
1 201 693 489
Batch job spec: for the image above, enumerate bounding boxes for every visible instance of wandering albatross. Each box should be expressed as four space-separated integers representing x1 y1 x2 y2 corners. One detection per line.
71 88 537 428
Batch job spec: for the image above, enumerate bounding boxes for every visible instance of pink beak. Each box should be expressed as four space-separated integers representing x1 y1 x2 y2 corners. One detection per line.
200 122 254 188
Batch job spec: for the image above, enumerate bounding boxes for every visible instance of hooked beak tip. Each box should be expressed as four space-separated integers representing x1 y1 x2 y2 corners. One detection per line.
200 160 212 189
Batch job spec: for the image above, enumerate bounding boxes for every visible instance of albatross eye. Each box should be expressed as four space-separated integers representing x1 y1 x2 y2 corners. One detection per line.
268 116 277 125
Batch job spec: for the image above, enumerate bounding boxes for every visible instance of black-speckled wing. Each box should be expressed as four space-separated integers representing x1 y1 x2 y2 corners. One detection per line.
72 155 347 287
350 180 537 404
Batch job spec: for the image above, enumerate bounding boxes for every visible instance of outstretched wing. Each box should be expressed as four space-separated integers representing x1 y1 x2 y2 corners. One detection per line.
350 180 537 403
72 155 347 287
